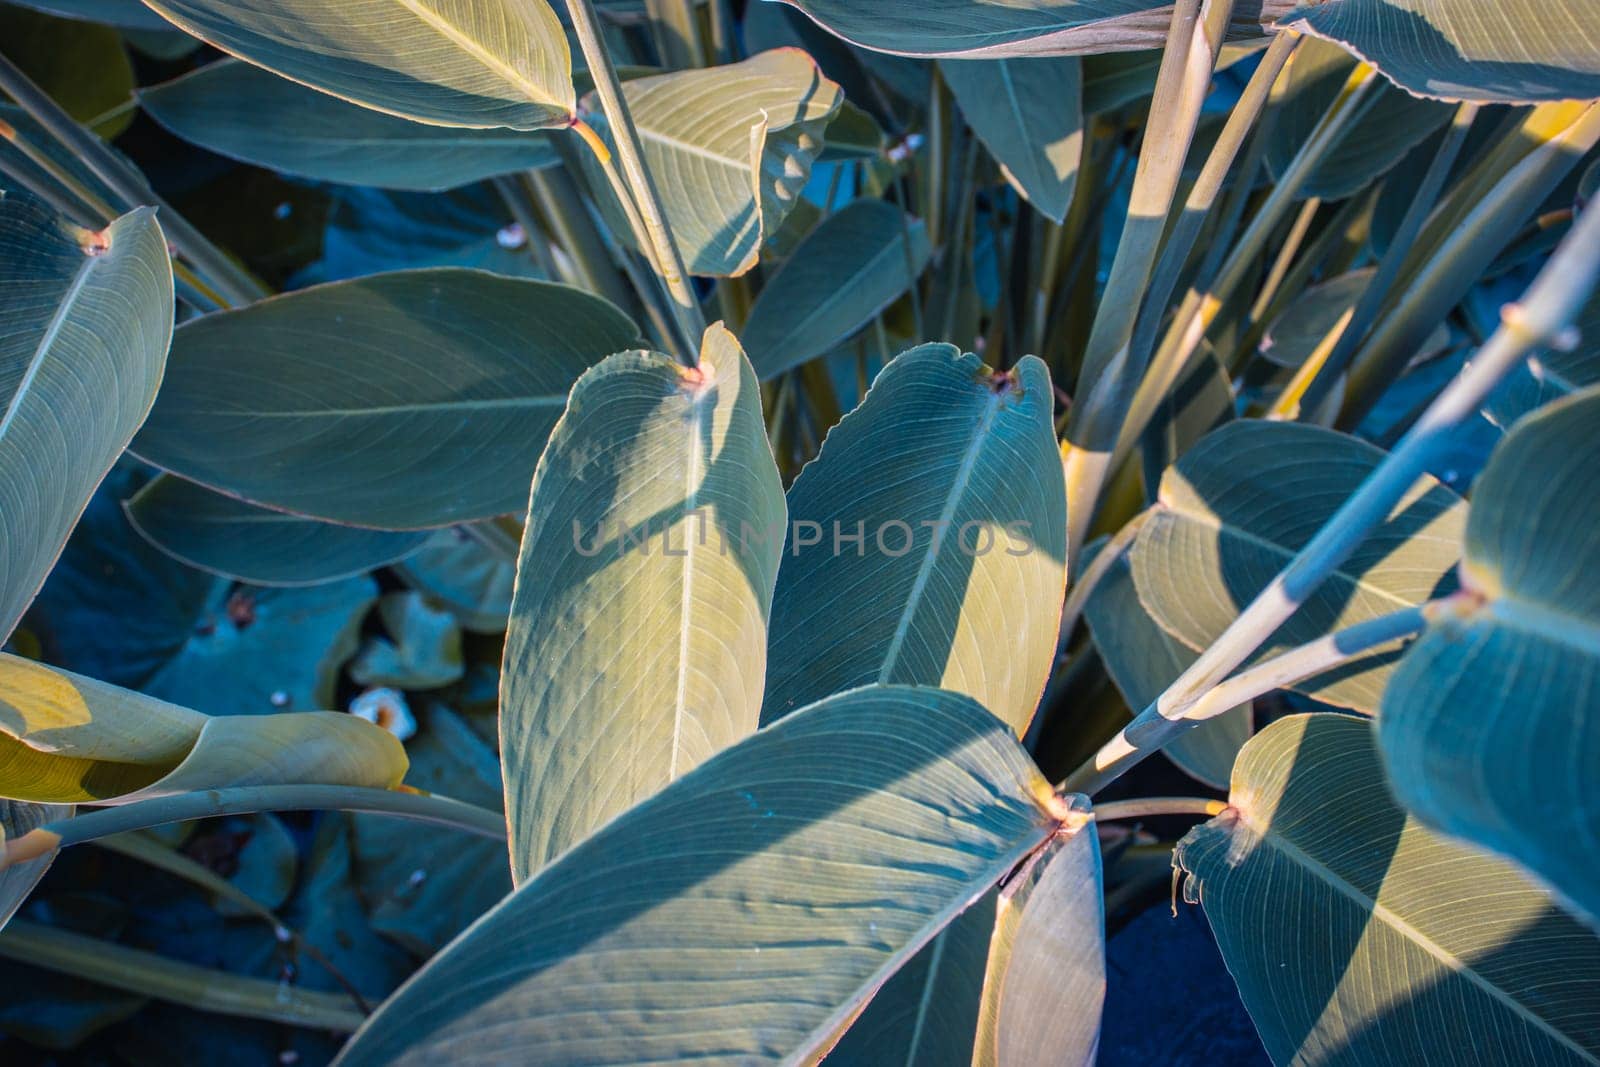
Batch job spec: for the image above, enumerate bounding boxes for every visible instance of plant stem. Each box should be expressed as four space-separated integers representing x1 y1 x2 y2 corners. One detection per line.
1094 797 1228 820
1338 101 1600 427
1124 31 1298 378
1294 102 1480 418
3 786 506 869
0 51 267 307
564 0 705 362
94 833 373 1010
0 920 366 1032
1111 64 1380 475
1062 0 1234 565
1063 194 1600 795
644 0 705 68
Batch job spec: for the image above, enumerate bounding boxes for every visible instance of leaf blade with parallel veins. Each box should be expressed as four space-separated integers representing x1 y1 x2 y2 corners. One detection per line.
335 685 1072 1067
137 0 575 129
131 269 639 530
500 324 785 882
139 60 560 192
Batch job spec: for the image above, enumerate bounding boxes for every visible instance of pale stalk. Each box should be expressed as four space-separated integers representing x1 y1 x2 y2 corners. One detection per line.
1247 196 1321 325
0 51 267 306
1338 101 1600 427
1094 797 1228 821
1293 102 1480 419
564 0 705 362
1062 0 1234 567
1111 65 1381 473
1063 195 1600 795
0 921 366 1032
644 0 705 68
2 785 506 869
1123 32 1298 382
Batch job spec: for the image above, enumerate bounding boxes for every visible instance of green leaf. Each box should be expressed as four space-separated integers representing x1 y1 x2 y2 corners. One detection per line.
0 5 134 135
350 592 463 691
394 528 514 633
762 345 1067 737
124 475 428 587
938 57 1083 223
830 799 1104 1066
131 269 639 529
0 654 406 804
1283 0 1600 104
1084 548 1251 790
775 0 1290 58
828 895 997 1065
0 193 171 643
1177 713 1600 1065
1260 267 1448 371
4 0 169 30
0 800 66 929
141 577 380 717
334 685 1073 1066
741 198 931 380
27 484 381 719
971 819 1104 1066
1380 385 1600 929
1264 37 1450 200
578 49 843 277
138 0 575 129
501 324 785 881
140 60 559 192
1129 421 1465 713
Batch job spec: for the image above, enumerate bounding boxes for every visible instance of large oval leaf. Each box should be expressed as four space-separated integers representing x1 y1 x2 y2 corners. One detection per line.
335 685 1074 1066
939 56 1083 223
1129 421 1465 713
579 49 843 277
125 475 428 587
0 193 171 643
138 0 575 129
1177 713 1600 1064
830 796 1105 1066
500 324 785 881
1282 0 1600 104
741 198 931 380
775 0 1291 59
762 345 1068 737
26 485 382 719
973 821 1104 1066
0 654 406 804
131 269 639 529
140 60 559 192
1380 385 1600 929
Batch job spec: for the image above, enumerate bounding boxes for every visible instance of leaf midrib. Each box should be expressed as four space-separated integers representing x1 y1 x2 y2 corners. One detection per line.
0 246 102 442
1241 818 1597 1063
877 389 1005 684
669 388 712 779
395 0 567 112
